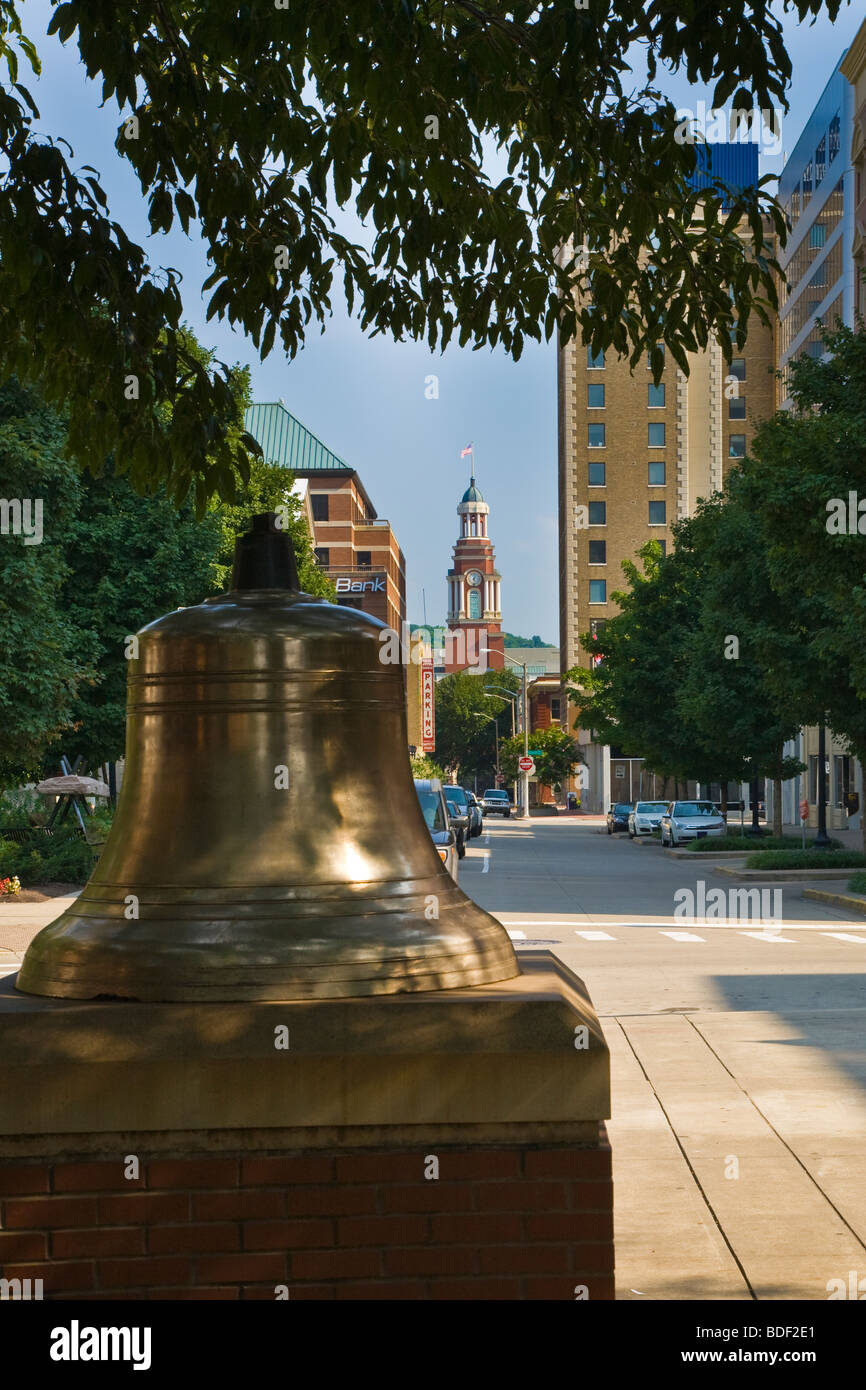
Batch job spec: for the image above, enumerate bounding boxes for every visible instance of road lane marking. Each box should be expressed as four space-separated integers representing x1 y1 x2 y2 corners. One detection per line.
823 932 866 944
738 930 797 942
575 930 616 941
506 930 527 940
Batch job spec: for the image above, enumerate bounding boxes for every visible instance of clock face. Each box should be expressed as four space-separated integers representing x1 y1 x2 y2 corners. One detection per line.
466 570 482 587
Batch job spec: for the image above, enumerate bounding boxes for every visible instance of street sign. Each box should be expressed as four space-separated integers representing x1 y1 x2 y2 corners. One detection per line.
518 755 535 774
421 658 435 751
800 798 809 821
528 749 543 757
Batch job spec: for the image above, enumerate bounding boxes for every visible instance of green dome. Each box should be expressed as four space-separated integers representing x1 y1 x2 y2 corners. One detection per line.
461 474 484 503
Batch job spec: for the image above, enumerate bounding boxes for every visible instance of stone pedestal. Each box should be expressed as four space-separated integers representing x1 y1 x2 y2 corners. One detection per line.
0 952 613 1300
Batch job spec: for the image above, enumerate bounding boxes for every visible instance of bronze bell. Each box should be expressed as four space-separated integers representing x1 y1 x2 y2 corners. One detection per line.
17 514 519 1001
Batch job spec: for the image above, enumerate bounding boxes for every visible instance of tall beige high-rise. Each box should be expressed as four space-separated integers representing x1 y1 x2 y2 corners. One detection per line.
557 231 775 810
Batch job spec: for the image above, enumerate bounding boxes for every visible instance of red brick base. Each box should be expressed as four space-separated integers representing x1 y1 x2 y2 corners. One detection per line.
0 1133 614 1300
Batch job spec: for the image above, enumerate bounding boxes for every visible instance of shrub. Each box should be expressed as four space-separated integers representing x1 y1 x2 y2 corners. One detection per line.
687 835 841 853
744 849 866 871
847 871 866 895
0 830 97 885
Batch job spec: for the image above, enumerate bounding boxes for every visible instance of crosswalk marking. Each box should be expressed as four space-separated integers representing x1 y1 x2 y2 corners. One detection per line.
506 929 526 940
738 930 797 942
575 930 616 941
823 932 866 944
660 930 705 942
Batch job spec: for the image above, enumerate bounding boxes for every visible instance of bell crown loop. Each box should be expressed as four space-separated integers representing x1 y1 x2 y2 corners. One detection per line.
231 511 300 592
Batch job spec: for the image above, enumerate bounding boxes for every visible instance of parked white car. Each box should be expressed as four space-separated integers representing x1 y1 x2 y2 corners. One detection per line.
660 800 727 847
628 801 669 838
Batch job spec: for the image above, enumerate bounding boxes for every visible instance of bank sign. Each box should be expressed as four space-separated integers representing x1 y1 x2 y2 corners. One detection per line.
336 575 386 594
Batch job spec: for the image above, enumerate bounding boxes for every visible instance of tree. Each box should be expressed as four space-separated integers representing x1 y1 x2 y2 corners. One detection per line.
500 726 583 789
433 669 519 784
671 492 805 832
568 541 719 789
0 0 820 503
736 321 866 846
0 377 89 782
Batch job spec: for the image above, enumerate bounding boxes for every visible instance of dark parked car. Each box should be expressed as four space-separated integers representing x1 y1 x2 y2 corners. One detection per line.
465 790 484 838
443 786 470 858
606 802 633 834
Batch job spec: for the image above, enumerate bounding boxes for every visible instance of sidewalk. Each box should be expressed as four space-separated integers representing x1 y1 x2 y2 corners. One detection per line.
607 1007 866 1299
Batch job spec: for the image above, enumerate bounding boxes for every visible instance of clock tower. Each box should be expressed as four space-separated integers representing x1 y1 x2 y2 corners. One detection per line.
445 472 504 673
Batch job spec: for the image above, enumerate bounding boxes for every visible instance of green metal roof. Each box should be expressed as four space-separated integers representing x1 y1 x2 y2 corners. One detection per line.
244 401 351 473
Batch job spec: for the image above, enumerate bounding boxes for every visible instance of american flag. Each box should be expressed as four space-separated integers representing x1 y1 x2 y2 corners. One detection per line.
460 443 473 458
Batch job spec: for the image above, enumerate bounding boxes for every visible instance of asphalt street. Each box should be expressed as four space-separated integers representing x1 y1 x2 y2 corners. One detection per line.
461 817 866 1300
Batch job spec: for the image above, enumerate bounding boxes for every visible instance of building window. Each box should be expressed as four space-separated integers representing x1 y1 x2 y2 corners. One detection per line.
588 539 606 564
589 579 607 603
588 383 605 408
728 396 746 419
468 589 481 619
657 539 667 556
829 113 840 164
587 347 605 369
588 423 606 448
815 135 825 185
810 260 827 288
649 500 666 525
648 383 665 408
314 547 329 566
646 343 665 368
311 494 329 521
588 461 605 486
810 222 826 249
648 460 665 486
834 754 854 807
791 183 800 220
551 697 561 721
588 501 606 525
729 434 746 458
357 550 372 569
802 160 812 204
729 358 746 381
648 423 665 447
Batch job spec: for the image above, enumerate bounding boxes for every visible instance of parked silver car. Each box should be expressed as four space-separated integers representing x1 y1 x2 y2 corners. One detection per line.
413 778 459 881
660 800 727 846
628 800 669 838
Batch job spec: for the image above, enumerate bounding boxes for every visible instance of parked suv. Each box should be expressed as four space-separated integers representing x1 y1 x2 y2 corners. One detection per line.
481 789 511 818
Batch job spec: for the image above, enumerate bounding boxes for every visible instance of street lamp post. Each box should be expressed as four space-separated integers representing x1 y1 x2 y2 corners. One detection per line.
483 687 517 739
503 654 529 820
815 722 831 848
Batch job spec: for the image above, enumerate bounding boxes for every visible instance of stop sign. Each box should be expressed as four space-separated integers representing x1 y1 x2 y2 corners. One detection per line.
800 798 809 820
518 755 534 773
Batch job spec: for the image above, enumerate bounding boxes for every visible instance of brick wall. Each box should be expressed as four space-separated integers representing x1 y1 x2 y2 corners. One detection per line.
0 1137 613 1301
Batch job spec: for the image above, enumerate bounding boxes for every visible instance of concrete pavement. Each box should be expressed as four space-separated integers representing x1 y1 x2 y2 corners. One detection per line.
461 818 866 1300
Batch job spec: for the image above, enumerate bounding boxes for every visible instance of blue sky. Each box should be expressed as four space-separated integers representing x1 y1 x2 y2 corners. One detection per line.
20 1 865 639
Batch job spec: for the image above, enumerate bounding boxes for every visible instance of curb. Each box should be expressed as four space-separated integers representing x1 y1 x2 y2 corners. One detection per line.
803 888 866 916
714 866 857 882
